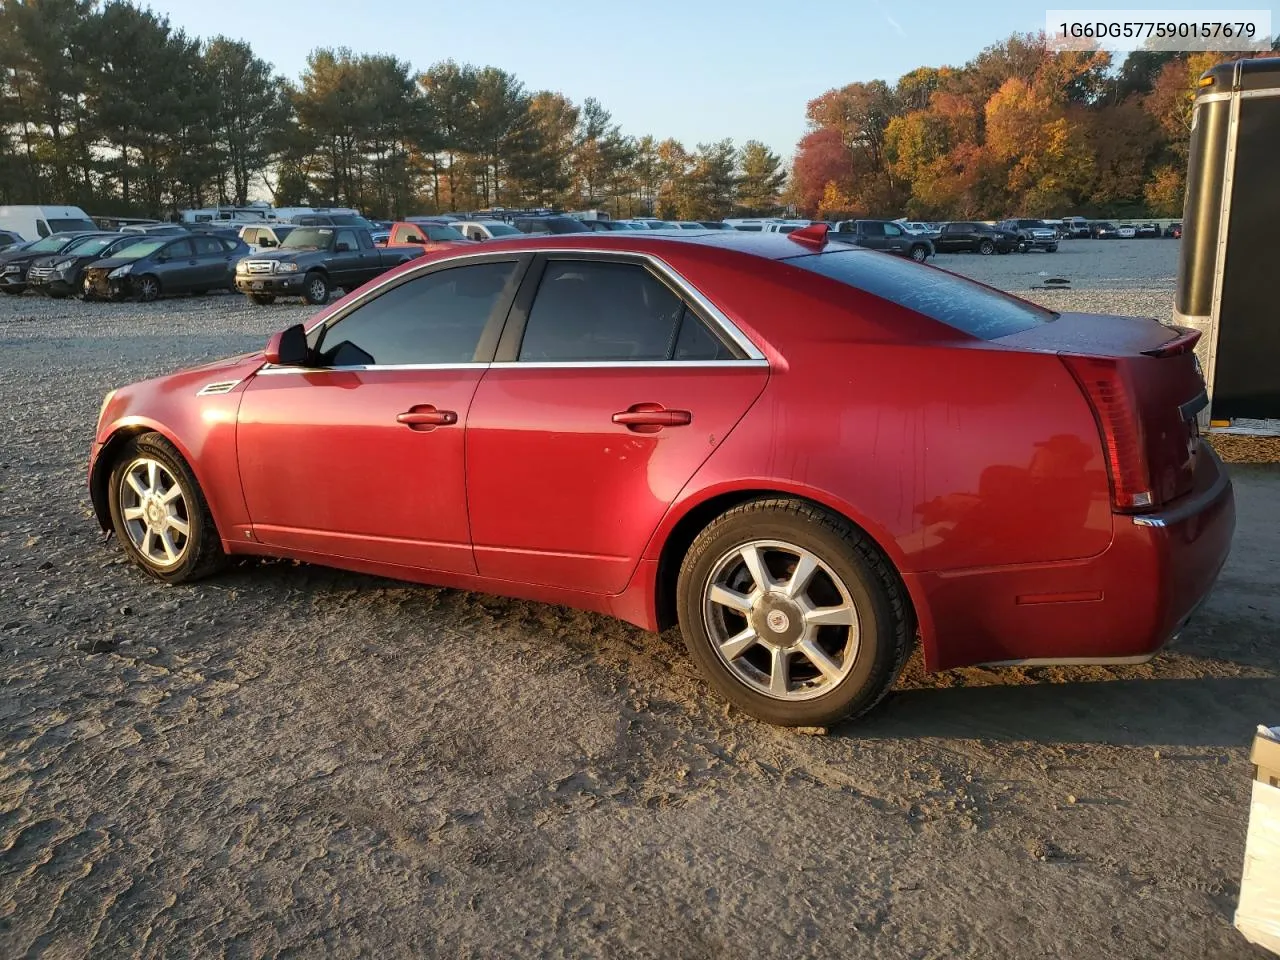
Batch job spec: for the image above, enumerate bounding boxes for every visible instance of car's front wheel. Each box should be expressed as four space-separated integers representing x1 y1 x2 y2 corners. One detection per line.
677 499 913 727
107 433 227 584
135 274 160 302
978 239 995 255
303 271 329 305
1047 244 1058 252
909 244 929 262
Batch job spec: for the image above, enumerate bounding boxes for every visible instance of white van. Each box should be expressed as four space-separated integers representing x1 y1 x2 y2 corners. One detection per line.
0 205 98 241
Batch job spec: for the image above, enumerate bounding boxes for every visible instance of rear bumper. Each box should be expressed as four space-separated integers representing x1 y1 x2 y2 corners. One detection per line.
910 445 1236 671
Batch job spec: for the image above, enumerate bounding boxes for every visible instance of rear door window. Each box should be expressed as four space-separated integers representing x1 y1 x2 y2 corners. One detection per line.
790 250 1054 340
518 259 732 362
192 236 224 256
165 239 194 258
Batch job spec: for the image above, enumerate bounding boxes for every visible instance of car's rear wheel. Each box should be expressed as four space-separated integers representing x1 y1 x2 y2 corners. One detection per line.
135 275 160 302
1047 244 1058 253
909 244 928 262
303 271 329 305
978 239 995 255
107 433 227 584
249 293 276 305
677 499 912 727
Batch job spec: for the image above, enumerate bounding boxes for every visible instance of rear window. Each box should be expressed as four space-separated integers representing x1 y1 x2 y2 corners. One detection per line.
791 250 1054 340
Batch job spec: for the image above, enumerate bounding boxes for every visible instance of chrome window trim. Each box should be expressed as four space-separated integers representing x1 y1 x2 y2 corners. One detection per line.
302 243 766 361
256 358 771 376
489 359 769 370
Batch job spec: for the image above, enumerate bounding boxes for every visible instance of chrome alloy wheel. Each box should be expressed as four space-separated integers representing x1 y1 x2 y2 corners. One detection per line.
118 457 191 568
702 539 860 701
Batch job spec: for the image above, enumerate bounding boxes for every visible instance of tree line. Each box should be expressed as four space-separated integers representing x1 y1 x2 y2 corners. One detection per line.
0 0 788 219
791 34 1280 220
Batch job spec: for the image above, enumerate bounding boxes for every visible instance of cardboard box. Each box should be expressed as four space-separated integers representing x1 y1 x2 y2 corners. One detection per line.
1237 726 1280 955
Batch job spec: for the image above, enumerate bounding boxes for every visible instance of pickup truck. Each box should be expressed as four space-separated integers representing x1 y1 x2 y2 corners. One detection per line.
382 219 477 253
234 226 422 305
829 220 933 262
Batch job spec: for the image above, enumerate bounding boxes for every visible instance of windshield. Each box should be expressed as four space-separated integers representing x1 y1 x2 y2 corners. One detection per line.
63 235 118 256
329 214 374 228
28 235 78 253
791 250 1055 340
281 227 333 250
114 240 168 260
48 218 98 233
425 225 466 242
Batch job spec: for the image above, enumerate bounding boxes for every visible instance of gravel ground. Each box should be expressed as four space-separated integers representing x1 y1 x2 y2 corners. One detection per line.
1 242 1277 959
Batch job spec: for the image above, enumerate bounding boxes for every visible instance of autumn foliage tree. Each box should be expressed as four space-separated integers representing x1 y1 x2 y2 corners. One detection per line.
793 32 1276 220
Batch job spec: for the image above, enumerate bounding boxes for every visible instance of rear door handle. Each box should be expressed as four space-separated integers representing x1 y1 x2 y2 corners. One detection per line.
396 405 458 431
612 404 692 432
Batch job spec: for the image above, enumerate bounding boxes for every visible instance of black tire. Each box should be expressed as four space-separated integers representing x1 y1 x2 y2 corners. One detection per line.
47 289 67 299
135 274 160 302
978 239 995 255
1018 241 1029 253
1047 244 1058 253
676 498 913 727
107 433 227 584
303 271 329 305
909 244 928 263
249 293 276 306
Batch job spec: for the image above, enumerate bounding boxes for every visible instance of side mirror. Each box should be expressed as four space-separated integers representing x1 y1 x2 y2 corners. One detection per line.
155 255 168 263
260 238 276 248
264 323 309 366
335 242 352 252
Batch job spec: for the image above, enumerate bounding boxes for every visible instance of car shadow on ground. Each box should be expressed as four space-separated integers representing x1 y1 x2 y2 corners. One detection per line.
855 675 1277 748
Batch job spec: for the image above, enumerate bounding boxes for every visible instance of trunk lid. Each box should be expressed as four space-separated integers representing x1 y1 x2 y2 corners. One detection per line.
996 312 1206 510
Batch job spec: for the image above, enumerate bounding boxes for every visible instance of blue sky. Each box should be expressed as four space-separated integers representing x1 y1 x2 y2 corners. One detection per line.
153 0 1265 157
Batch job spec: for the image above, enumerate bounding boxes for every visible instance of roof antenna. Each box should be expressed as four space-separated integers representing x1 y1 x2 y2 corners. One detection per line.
787 222 829 248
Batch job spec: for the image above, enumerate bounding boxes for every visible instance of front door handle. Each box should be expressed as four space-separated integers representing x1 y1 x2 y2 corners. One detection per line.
396 405 458 431
612 403 692 433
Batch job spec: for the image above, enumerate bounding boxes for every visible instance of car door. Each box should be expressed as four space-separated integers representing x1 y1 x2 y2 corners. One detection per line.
856 221 887 250
191 235 231 287
465 254 770 595
154 238 198 291
880 222 909 254
236 255 528 573
935 224 958 252
329 228 364 289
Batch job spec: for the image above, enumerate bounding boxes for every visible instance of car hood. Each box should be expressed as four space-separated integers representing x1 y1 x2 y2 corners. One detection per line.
1 249 58 266
85 256 143 271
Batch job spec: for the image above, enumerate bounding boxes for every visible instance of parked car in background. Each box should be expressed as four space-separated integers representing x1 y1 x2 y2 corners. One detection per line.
1117 224 1137 239
513 215 591 235
932 221 1018 255
239 224 297 253
82 233 250 302
0 231 104 294
895 220 937 235
26 233 150 298
0 204 97 241
997 219 1058 252
120 223 189 235
458 220 525 241
830 220 933 262
383 220 476 253
88 230 1234 728
582 220 634 232
0 229 23 250
698 221 735 230
1165 222 1183 238
673 221 705 231
234 226 421 305
289 212 378 230
1091 221 1120 239
1060 216 1091 238
1136 223 1161 238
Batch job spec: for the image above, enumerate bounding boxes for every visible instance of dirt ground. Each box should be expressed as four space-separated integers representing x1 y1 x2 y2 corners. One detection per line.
1 242 1278 958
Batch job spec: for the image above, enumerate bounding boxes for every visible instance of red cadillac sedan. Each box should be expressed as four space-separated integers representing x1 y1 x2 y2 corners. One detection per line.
88 226 1235 727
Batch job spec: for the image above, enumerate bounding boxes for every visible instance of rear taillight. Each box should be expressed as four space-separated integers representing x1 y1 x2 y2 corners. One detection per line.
1060 355 1155 512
